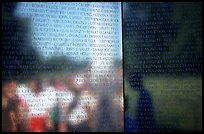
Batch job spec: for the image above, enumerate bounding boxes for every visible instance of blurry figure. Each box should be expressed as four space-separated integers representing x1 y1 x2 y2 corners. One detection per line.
95 92 113 132
93 66 123 132
17 77 56 132
124 95 138 132
2 78 23 132
68 74 96 132
58 73 96 132
50 77 74 132
50 77 67 91
128 72 156 132
111 67 124 131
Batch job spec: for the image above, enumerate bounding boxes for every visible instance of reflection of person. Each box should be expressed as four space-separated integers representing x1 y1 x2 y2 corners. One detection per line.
2 79 22 132
59 74 96 132
125 95 138 132
128 72 156 132
17 78 56 132
50 77 74 132
112 67 124 131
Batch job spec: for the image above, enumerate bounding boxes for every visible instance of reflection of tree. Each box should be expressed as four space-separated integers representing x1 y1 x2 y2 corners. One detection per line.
2 2 90 80
42 55 89 74
2 2 40 81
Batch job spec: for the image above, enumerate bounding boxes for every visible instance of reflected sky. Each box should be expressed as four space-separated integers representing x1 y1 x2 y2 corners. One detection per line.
14 2 122 62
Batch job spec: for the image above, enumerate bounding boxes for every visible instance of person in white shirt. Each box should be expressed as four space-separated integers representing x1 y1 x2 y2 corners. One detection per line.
17 78 56 132
58 74 97 132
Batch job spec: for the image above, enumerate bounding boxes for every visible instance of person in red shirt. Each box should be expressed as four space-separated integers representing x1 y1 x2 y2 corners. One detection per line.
17 78 56 132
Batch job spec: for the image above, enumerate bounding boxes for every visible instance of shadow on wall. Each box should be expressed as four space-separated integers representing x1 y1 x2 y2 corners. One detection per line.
125 72 156 132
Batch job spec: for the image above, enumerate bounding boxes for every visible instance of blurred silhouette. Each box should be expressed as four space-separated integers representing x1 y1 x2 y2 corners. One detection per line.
49 78 67 132
2 78 24 132
111 66 124 131
125 95 138 132
67 74 93 132
127 72 156 132
56 74 95 132
95 92 115 132
93 66 123 132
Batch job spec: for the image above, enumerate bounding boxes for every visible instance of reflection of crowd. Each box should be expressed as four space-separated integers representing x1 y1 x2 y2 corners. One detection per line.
2 2 124 132
2 68 123 132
